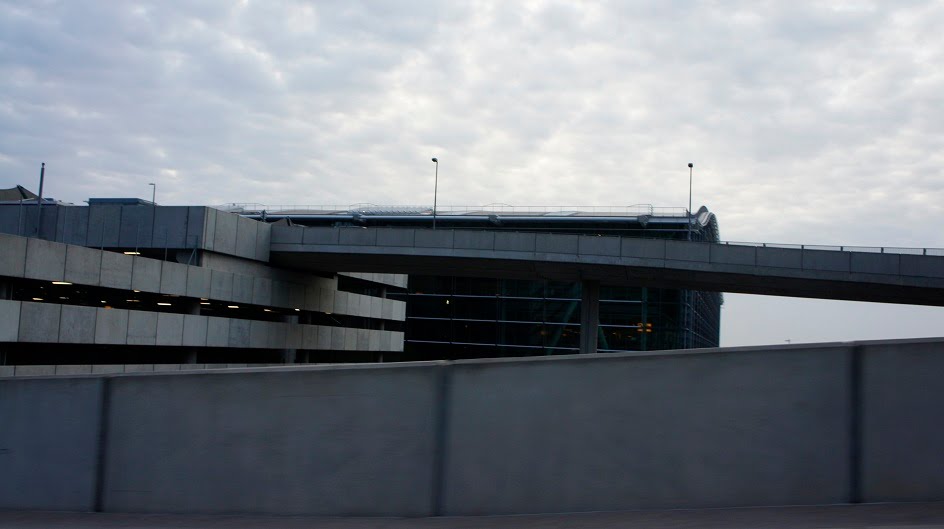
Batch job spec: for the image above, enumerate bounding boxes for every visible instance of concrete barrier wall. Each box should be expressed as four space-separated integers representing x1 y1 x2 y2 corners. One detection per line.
101 365 442 516
441 347 852 515
860 340 944 503
0 377 104 511
2 338 944 516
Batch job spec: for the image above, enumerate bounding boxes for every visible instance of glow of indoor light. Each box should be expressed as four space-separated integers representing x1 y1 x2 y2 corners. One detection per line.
157 302 172 306
100 300 107 303
32 297 43 301
200 302 211 305
123 251 141 255
51 281 72 285
445 299 450 304
263 309 273 312
200 298 208 301
294 308 300 311
227 305 239 309
126 299 140 302
133 290 141 293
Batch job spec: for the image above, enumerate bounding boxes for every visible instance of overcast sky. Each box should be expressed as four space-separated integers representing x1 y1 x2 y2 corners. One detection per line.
2 1 944 346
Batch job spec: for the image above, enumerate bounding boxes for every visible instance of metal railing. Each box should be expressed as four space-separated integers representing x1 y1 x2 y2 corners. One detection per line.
218 203 690 217
717 241 944 257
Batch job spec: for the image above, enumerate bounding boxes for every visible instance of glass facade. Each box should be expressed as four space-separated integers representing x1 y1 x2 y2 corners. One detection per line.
395 277 720 360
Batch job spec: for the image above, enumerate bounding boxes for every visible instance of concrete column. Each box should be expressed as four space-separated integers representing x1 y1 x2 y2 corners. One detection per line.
579 280 600 355
282 314 299 364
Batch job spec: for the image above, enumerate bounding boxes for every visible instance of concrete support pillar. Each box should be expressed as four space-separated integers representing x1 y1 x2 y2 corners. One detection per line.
579 280 600 355
282 314 299 364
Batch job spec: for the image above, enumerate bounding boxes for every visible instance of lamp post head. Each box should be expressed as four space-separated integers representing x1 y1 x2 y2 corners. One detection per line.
432 157 438 163
688 163 693 168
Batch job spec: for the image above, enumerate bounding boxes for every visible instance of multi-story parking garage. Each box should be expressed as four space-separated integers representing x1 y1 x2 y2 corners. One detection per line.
0 189 720 367
0 195 406 369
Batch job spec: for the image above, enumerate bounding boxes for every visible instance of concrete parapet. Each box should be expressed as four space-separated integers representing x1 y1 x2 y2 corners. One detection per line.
0 233 27 278
18 301 61 342
205 317 231 347
665 239 710 262
621 238 665 259
100 251 133 290
3 339 944 517
159 261 188 296
182 314 209 347
442 346 851 515
0 377 103 511
235 215 259 259
101 364 440 516
802 249 850 272
186 266 212 299
536 233 578 255
454 230 495 251
95 307 129 344
131 256 162 293
59 305 97 344
860 340 944 502
64 245 102 285
25 237 66 282
232 273 254 304
156 313 185 346
127 311 159 346
212 209 238 256
0 300 21 342
710 243 756 266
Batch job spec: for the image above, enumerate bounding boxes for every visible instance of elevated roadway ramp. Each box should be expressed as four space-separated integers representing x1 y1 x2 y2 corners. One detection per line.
270 226 944 306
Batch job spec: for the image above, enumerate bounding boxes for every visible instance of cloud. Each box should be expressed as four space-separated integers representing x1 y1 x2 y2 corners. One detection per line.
2 0 944 344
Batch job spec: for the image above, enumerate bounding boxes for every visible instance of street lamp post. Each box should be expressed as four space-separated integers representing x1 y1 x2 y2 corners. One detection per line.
37 162 46 237
687 162 693 241
431 157 439 230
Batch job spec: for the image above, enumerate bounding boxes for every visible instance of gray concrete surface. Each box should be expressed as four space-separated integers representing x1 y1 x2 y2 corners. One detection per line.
270 226 944 306
0 377 103 511
3 339 944 517
443 346 851 515
1 502 944 528
101 365 441 516
861 340 944 502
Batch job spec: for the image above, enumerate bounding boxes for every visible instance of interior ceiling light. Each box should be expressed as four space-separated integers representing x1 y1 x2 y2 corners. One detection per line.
133 290 141 293
123 251 141 255
32 297 43 301
200 302 211 305
51 281 72 285
294 308 300 311
263 308 272 312
227 305 239 309
157 302 172 306
100 300 107 303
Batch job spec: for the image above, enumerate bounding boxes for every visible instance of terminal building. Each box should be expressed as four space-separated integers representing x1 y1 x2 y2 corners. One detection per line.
0 190 721 370
235 204 722 360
